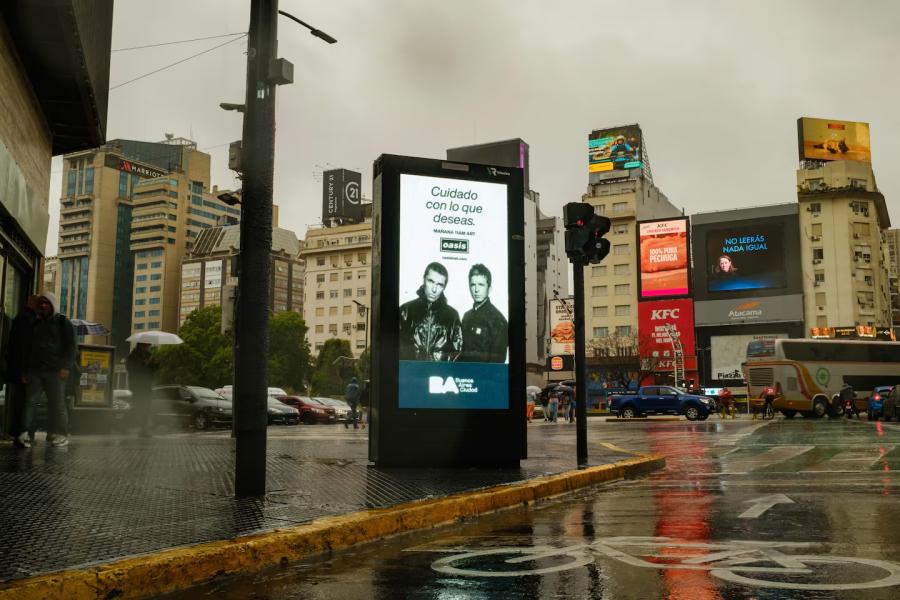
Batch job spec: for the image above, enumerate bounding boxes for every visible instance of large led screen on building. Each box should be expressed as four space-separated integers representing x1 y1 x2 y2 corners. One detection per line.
637 299 695 373
638 218 690 299
588 125 643 173
706 224 786 293
798 117 871 163
397 174 509 409
710 333 787 381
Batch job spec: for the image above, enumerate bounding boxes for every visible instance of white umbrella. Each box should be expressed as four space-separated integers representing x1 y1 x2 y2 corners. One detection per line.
526 385 543 395
126 330 184 345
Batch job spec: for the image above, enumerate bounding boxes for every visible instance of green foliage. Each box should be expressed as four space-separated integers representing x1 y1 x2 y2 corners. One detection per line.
268 311 310 393
154 306 232 389
310 338 355 396
356 347 371 383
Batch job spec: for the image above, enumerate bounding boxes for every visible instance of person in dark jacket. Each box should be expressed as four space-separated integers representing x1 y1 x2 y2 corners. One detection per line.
5 295 38 447
459 264 508 363
399 262 463 361
127 343 156 437
20 292 76 448
344 376 360 429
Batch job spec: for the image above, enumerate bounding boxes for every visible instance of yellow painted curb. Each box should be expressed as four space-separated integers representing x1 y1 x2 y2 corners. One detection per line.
0 454 663 600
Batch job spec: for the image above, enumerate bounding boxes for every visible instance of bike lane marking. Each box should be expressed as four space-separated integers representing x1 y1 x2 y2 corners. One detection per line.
801 445 895 473
718 445 814 474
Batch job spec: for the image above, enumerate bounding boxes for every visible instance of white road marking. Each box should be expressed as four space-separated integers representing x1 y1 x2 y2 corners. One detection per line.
738 494 794 519
719 445 814 473
802 446 895 473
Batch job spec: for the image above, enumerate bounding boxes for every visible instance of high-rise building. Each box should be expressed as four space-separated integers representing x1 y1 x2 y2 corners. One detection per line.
535 208 569 363
300 221 372 357
0 2 111 366
797 159 892 331
43 257 59 298
179 225 304 325
57 137 240 352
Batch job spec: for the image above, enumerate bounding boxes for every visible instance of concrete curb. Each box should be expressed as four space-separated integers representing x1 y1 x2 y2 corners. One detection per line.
604 417 684 422
0 453 663 600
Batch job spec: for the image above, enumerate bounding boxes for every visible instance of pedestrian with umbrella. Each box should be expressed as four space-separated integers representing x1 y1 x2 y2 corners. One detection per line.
125 331 182 437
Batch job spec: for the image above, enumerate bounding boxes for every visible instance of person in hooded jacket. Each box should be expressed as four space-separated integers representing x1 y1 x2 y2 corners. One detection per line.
5 295 38 445
399 262 463 361
127 343 156 437
17 292 76 448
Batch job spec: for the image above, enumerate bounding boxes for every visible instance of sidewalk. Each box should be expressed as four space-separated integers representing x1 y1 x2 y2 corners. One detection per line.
0 421 661 597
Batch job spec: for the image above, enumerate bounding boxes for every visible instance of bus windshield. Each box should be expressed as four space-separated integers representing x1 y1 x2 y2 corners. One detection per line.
746 339 776 360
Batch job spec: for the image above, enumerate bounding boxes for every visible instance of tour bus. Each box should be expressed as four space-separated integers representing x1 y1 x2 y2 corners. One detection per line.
743 338 900 418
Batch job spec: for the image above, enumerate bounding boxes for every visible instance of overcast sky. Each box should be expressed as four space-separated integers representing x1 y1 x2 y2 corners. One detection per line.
46 0 900 255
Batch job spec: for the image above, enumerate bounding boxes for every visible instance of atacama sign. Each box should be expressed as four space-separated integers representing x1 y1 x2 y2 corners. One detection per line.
694 295 804 326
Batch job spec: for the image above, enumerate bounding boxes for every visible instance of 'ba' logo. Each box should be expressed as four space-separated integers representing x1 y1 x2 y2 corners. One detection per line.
429 376 459 394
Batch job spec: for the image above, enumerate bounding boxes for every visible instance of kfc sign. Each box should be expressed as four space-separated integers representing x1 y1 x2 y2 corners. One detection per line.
638 299 696 372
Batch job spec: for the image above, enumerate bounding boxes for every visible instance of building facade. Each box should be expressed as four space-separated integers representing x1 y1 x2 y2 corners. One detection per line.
179 225 303 325
536 210 569 364
300 221 372 357
43 256 59 298
796 160 892 332
57 138 239 351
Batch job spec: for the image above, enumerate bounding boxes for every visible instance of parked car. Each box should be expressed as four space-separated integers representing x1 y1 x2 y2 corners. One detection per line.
152 385 232 430
882 386 900 422
609 386 714 421
267 396 300 425
315 397 352 422
276 395 336 424
867 386 893 421
216 386 288 401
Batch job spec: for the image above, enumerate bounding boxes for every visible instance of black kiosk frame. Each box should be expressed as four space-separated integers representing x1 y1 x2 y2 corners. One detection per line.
370 154 526 467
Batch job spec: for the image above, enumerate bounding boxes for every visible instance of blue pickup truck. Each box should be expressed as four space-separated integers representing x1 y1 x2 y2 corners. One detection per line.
610 386 714 421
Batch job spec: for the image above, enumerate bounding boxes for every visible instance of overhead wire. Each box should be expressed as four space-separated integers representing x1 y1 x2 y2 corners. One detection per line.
112 32 247 52
110 34 247 91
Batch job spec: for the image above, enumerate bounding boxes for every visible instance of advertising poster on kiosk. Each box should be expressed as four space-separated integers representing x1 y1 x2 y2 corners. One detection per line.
638 218 690 299
397 174 510 409
706 223 786 293
76 345 114 407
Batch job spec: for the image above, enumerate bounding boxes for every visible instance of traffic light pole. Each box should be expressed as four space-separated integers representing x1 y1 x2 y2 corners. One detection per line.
235 0 277 498
573 261 588 468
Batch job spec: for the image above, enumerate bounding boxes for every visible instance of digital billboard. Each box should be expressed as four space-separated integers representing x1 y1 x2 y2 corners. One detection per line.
638 299 696 372
705 224 786 293
710 333 787 381
549 297 574 356
638 218 690 299
397 173 510 409
588 125 643 173
798 117 871 163
322 168 363 224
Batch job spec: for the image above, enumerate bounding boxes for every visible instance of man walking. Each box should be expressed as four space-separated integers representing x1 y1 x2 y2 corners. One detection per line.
127 343 156 437
17 293 76 447
459 264 508 363
399 262 463 361
344 376 361 429
5 295 37 447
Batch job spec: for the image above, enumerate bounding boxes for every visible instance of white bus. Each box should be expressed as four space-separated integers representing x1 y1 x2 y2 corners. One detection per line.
743 338 900 418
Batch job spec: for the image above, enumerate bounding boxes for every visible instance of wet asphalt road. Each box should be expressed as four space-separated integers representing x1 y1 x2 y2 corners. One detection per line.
169 417 900 599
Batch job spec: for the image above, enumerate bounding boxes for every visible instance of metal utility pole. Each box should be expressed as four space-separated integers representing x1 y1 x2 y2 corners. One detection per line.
234 0 278 498
573 264 588 467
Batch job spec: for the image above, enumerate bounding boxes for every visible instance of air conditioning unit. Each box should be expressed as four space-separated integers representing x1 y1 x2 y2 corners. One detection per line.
811 235 821 241
814 281 822 287
805 206 813 212
853 233 860 239
817 306 825 311
812 259 821 264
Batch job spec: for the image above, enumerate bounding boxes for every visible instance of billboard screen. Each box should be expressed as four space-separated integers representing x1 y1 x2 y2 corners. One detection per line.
798 117 871 163
398 173 510 409
322 168 363 224
549 297 574 356
588 125 643 173
638 299 695 372
705 223 786 293
638 218 690 299
710 333 787 381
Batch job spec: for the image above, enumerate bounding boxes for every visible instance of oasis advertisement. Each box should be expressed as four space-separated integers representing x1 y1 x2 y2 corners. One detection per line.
638 218 690 299
706 224 786 293
588 125 643 173
799 117 871 163
398 174 509 409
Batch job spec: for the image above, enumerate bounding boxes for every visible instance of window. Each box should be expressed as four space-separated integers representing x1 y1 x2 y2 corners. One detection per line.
613 264 630 276
356 322 366 331
328 324 338 334
358 270 367 279
343 305 352 315
811 223 823 237
344 272 352 280
315 307 324 316
591 285 607 297
134 311 145 318
592 327 608 337
356 340 367 349
614 284 630 296
315 343 323 351
316 257 326 266
137 263 148 270
615 304 630 316
809 202 821 213
134 323 145 330
815 292 826 306
592 306 608 317
814 271 825 284
136 275 147 282
149 298 160 305
148 322 160 329
591 266 607 277
358 252 367 264
612 202 628 213
315 325 324 333
135 287 146 294
329 306 338 316
812 248 824 260
329 290 339 299
330 273 338 282
149 310 160 317
151 261 162 268
851 201 869 216
150 285 160 292
316 291 325 300
613 224 628 235
343 289 352 297
615 325 632 336
150 274 161 281
357 288 367 297
852 222 870 237
342 323 352 334
613 244 629 255
135 299 146 306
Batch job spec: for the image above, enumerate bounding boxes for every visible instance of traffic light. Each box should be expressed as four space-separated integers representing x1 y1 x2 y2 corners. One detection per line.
563 202 611 264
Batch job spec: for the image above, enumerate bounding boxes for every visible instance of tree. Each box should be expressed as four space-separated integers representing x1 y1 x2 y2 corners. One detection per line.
154 306 232 389
268 311 310 393
310 338 355 396
356 347 371 383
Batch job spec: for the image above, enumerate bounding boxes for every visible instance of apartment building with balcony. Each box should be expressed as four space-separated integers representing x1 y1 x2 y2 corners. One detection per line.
300 221 372 357
797 160 892 331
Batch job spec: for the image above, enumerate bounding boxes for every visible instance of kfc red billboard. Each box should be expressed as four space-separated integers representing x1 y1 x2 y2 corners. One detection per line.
638 299 696 372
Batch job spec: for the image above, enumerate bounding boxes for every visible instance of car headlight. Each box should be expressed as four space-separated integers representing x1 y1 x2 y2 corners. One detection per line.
312 407 324 414
700 398 711 405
